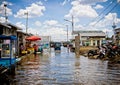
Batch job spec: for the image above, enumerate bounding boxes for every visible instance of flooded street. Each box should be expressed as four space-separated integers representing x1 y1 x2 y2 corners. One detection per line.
0 0 120 85
13 47 120 85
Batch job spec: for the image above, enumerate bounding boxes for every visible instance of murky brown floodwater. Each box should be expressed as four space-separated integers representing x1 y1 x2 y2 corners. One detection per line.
13 47 120 85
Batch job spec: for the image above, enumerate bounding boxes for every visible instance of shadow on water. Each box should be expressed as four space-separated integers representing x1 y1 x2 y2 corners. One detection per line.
12 47 120 85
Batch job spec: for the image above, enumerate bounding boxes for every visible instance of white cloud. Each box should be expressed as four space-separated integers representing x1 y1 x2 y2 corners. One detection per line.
0 1 13 16
61 0 67 5
15 19 72 41
65 0 98 26
65 1 98 19
35 21 42 27
61 0 71 6
0 17 6 23
74 24 84 30
0 16 10 23
16 22 25 31
105 13 116 20
36 1 43 5
94 4 104 9
64 0 120 38
117 0 120 3
14 2 46 18
79 0 107 4
2 1 13 6
41 26 71 41
40 20 72 41
71 0 80 6
104 13 120 27
116 18 120 25
87 13 120 28
43 20 58 26
28 27 39 34
85 12 120 37
16 21 40 34
43 27 65 35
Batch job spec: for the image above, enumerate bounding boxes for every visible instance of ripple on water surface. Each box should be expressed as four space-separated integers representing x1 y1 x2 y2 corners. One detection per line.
13 48 120 85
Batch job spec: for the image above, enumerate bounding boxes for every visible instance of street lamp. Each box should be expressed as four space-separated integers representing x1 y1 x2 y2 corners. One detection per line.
64 15 74 35
24 12 28 34
66 25 69 53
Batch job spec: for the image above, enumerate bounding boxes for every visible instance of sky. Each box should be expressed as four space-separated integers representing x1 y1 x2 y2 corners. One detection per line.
0 0 120 41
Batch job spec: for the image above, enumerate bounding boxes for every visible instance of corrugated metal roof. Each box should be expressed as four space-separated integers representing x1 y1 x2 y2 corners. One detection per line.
7 23 22 30
0 22 22 30
73 30 106 37
0 22 11 28
115 28 120 32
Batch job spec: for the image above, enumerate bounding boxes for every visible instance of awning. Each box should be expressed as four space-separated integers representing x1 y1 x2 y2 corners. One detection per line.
26 35 41 41
0 35 17 40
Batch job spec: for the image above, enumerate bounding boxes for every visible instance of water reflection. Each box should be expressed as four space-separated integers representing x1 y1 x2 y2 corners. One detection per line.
13 47 120 85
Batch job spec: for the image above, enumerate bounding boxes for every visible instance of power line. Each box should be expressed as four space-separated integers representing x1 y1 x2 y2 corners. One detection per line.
85 0 115 26
94 0 115 21
92 3 119 26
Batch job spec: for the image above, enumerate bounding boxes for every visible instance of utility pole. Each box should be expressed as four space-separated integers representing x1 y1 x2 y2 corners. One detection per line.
4 3 8 23
71 15 74 34
24 12 28 34
64 15 74 35
64 15 75 53
66 25 68 42
66 25 69 53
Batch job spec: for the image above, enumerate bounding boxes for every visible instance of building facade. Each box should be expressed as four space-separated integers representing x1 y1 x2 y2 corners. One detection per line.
0 22 26 56
114 28 120 45
73 31 106 46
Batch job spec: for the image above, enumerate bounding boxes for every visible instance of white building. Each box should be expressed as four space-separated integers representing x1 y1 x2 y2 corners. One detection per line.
73 31 106 46
38 36 51 48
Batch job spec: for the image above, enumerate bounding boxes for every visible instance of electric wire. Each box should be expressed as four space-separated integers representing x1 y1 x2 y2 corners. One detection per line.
93 3 119 26
85 0 115 26
93 0 115 21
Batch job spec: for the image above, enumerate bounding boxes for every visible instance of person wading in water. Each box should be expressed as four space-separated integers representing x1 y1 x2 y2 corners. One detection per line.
33 44 38 55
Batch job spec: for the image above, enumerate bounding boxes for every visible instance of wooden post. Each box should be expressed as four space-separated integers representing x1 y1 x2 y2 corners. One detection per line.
75 34 80 55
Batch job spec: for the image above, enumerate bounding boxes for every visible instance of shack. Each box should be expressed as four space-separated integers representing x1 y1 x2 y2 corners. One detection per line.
0 35 17 74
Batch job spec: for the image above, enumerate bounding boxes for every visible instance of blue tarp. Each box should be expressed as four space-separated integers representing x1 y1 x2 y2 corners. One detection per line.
0 35 17 40
0 35 17 67
0 58 16 67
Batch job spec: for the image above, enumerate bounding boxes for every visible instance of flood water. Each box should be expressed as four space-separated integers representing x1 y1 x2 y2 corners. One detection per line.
13 47 120 85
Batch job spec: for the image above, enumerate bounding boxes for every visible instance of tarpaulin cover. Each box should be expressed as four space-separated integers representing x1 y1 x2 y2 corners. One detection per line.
0 35 17 40
26 36 41 41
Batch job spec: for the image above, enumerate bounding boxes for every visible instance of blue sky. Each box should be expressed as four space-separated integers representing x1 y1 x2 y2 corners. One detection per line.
0 0 120 41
